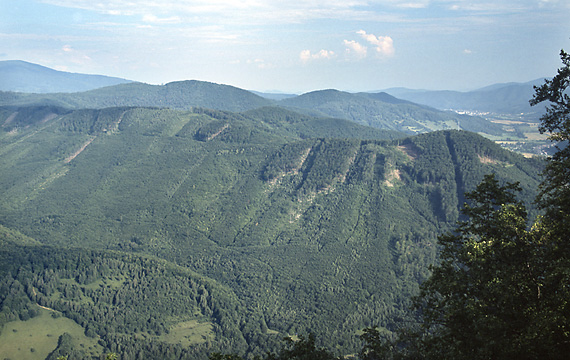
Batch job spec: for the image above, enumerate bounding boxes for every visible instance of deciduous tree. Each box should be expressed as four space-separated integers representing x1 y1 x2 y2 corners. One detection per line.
414 174 542 359
363 48 570 359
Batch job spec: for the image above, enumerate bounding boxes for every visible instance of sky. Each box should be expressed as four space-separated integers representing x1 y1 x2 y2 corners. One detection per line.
1 0 569 93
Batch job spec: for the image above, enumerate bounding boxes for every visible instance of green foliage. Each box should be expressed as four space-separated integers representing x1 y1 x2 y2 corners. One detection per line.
0 80 273 112
195 119 230 141
210 334 340 360
274 334 339 360
0 243 254 359
47 334 73 360
531 49 570 220
262 139 314 181
244 106 405 140
0 102 544 358
57 107 136 134
278 89 504 135
527 48 570 356
404 168 569 359
209 354 245 360
358 326 412 360
412 175 541 359
369 49 570 360
0 105 70 131
361 174 566 359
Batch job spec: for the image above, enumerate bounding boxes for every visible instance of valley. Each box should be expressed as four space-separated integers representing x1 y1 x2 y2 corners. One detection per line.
384 82 555 156
0 63 552 359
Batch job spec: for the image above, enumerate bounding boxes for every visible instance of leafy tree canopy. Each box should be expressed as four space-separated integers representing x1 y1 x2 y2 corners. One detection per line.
531 49 570 222
209 334 340 360
361 46 570 360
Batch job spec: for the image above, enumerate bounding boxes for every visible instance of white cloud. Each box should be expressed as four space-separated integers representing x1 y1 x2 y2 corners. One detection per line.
445 2 533 13
40 0 377 25
39 0 570 27
300 49 336 63
247 58 274 69
394 1 429 9
463 49 473 54
142 14 182 24
356 30 395 57
343 40 368 59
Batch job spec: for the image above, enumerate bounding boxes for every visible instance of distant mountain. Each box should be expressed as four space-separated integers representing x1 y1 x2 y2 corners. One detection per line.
357 91 420 105
384 79 548 118
278 89 505 135
0 80 274 112
0 60 524 138
250 90 297 101
0 60 132 93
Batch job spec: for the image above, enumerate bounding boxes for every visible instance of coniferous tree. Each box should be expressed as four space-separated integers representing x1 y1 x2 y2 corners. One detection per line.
360 47 570 360
408 47 570 360
413 174 543 359
528 47 570 355
530 49 570 219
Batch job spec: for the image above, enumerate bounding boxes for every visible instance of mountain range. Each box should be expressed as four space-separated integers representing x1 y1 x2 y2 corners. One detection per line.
0 69 509 138
1 60 545 120
278 89 504 135
384 79 547 119
0 60 132 93
0 62 547 360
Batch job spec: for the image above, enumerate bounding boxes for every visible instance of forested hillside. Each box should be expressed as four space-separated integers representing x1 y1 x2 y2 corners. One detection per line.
0 232 250 360
277 89 505 135
0 80 272 112
0 102 543 359
0 76 511 139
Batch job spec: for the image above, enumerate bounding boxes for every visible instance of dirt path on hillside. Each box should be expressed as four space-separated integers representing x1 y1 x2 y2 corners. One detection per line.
65 137 96 163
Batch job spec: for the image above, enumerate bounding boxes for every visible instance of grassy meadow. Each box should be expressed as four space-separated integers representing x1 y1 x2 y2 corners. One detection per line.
0 307 102 360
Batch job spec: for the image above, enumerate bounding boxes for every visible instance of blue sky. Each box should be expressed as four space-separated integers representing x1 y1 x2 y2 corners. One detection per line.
1 0 569 93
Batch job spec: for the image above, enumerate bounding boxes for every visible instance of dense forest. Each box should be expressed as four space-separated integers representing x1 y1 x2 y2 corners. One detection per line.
0 78 508 137
210 49 570 360
0 51 567 359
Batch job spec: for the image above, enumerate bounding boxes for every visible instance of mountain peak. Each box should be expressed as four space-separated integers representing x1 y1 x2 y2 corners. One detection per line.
0 60 132 93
